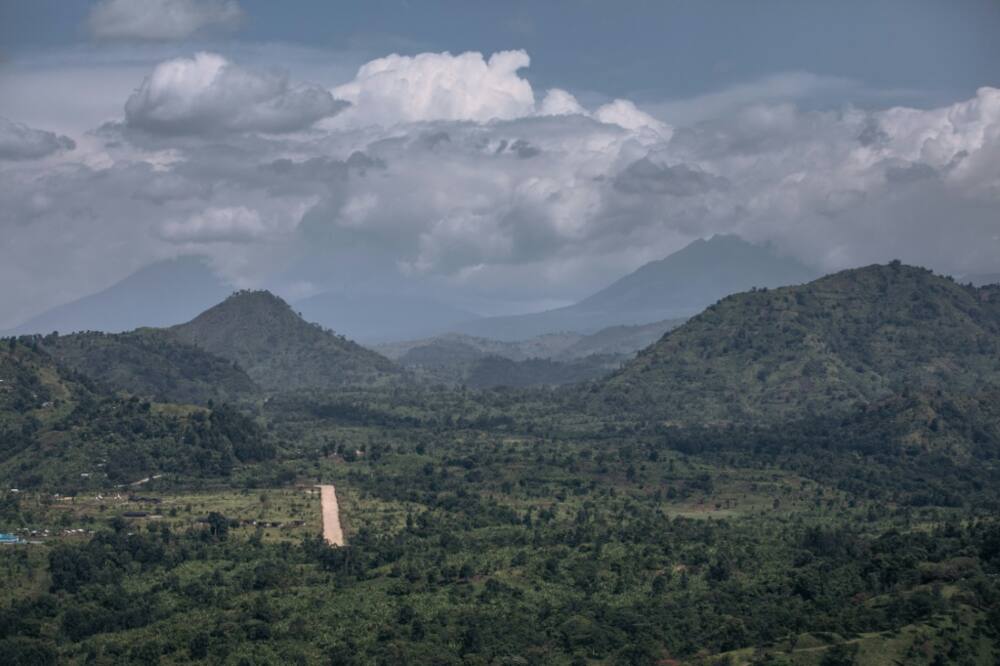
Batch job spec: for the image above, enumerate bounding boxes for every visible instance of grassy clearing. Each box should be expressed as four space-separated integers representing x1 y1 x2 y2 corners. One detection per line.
3 486 327 545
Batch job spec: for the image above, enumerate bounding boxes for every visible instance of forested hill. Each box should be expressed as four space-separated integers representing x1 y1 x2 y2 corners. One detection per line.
37 329 258 405
0 338 276 489
169 290 403 392
600 262 1000 423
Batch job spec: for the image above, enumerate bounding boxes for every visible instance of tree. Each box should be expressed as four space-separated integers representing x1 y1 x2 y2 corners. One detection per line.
207 512 229 540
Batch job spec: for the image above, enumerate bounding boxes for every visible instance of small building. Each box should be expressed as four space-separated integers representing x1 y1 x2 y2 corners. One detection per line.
0 533 21 544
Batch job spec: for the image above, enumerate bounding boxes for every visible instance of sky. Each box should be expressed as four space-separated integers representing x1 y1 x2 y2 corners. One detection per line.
0 0 999 328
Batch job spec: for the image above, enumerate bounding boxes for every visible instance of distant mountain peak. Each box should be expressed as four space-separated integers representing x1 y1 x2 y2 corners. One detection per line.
7 255 232 335
449 234 817 340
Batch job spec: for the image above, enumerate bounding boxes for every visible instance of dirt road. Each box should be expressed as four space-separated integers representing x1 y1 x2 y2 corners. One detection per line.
317 485 344 546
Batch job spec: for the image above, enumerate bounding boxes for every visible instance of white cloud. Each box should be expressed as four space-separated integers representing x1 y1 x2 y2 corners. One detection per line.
594 99 672 139
878 86 1000 167
124 52 344 135
331 50 536 127
160 206 268 243
88 0 243 41
2 47 1000 328
537 89 586 116
0 117 75 160
327 50 672 139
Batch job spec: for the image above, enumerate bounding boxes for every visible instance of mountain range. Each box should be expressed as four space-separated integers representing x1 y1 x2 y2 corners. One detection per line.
373 319 682 387
6 235 818 344
376 318 682 364
448 234 818 340
17 258 999 405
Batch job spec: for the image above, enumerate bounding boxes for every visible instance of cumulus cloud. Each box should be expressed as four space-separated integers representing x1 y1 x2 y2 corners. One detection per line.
537 89 587 116
124 52 345 135
331 50 536 126
594 99 672 138
327 50 670 139
2 48 1000 328
0 117 75 160
88 0 243 41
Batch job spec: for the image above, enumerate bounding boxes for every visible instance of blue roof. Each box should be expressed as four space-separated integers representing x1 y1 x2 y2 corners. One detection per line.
0 533 20 542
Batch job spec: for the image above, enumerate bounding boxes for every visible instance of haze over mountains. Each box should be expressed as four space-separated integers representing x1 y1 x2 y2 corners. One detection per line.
15 257 998 409
448 235 818 340
7 257 232 336
376 319 683 387
5 235 819 344
294 290 476 343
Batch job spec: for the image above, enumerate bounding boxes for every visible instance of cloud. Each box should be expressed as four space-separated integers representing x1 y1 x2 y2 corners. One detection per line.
2 48 1000 328
649 72 859 125
88 0 243 41
538 89 587 116
0 117 75 160
327 51 671 139
594 99 672 138
159 206 268 243
331 50 536 126
124 52 344 135
614 158 728 196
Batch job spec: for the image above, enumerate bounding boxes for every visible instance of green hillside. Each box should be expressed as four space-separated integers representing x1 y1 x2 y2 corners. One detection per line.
169 290 403 392
465 354 621 389
37 329 258 405
601 262 1000 422
0 338 275 491
3 268 1000 665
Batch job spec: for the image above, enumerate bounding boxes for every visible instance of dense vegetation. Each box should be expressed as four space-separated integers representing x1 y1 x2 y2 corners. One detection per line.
0 339 276 490
378 321 681 389
603 263 1000 422
38 329 258 405
1 263 999 664
170 290 403 391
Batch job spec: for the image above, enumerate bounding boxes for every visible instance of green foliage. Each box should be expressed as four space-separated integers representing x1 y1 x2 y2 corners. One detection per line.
0 342 277 489
464 354 621 389
602 264 1000 422
38 328 258 404
2 262 1000 663
169 290 403 391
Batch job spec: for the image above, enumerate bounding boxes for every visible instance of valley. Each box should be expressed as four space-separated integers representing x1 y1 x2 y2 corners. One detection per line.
5 7 999 663
2 262 999 664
